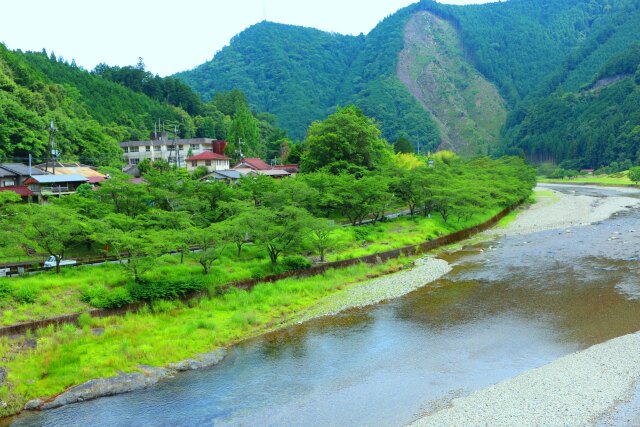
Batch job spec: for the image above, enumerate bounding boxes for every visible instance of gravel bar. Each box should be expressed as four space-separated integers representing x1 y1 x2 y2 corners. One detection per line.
410 185 640 426
410 331 640 427
295 257 451 323
499 185 640 236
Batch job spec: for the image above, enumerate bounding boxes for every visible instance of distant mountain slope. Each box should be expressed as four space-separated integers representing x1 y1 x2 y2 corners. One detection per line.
396 10 506 155
177 0 640 165
502 43 640 168
175 22 364 141
176 18 443 151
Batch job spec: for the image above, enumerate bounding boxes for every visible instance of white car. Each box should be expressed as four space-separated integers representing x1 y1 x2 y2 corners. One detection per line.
43 256 77 268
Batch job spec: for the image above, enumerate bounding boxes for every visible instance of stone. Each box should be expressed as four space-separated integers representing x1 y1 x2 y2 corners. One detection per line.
0 366 6 385
42 367 173 410
23 398 43 411
169 349 227 371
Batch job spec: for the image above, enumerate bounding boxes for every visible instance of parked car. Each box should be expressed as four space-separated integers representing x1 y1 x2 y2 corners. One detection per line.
43 256 77 268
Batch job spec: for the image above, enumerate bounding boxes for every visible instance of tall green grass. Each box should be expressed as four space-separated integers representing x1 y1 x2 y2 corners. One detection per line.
0 258 406 416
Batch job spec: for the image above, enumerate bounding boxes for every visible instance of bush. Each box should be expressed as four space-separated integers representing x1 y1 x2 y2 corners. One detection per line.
0 281 12 300
80 284 134 309
281 256 312 271
127 277 207 301
14 285 38 304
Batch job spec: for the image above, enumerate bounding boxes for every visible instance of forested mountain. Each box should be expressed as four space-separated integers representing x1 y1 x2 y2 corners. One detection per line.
3 0 639 167
176 0 640 166
0 45 288 164
175 22 365 142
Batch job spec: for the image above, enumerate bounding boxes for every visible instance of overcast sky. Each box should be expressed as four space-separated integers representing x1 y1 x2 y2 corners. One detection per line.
1 0 495 77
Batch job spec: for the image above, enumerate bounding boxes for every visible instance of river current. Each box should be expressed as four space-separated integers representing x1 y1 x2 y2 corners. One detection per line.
11 186 640 426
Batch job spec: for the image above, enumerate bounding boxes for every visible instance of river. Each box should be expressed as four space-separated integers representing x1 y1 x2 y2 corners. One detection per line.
10 185 640 426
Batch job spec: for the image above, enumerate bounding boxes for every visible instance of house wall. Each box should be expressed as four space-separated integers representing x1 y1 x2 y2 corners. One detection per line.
186 159 230 173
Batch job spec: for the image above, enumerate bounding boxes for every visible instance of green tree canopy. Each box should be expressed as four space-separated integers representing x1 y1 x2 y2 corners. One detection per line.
300 106 393 173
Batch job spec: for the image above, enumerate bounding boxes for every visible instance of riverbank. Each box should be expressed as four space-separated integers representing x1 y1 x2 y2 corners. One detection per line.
293 256 452 323
411 184 640 426
495 184 640 236
410 331 640 426
2 202 516 418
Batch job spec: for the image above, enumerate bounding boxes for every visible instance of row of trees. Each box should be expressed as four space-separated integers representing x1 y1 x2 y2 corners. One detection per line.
0 152 534 278
1 106 534 290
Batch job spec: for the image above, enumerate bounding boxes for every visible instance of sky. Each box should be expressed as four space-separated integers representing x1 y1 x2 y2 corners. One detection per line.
1 0 495 77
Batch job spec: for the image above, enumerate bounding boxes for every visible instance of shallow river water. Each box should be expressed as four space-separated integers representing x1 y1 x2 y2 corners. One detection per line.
11 186 640 426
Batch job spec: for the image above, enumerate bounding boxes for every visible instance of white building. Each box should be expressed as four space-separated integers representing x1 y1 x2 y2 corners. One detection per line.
120 136 227 168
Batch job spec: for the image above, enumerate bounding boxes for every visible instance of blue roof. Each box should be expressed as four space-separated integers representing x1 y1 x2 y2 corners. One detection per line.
212 170 241 179
30 174 88 183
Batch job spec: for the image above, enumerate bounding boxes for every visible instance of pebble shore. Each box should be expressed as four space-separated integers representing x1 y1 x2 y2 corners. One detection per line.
410 332 640 427
295 256 452 323
411 184 640 426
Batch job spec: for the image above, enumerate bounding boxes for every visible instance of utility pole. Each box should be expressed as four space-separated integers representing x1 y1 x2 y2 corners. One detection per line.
174 125 180 168
46 120 57 174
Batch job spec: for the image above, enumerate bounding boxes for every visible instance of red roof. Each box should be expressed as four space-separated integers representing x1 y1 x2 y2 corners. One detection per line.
0 186 33 196
235 158 272 171
87 176 105 184
186 151 230 161
274 164 299 173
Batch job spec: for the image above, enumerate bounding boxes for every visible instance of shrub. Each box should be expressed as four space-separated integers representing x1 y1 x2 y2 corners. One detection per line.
77 312 93 328
0 281 12 300
281 256 312 271
14 285 38 304
80 284 134 309
127 277 207 301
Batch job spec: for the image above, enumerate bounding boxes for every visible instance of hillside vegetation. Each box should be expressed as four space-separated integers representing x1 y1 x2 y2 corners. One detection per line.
396 11 506 155
176 0 640 168
0 45 290 164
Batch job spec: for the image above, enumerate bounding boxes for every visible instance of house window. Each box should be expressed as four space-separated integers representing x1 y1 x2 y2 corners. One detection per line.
123 147 129 153
145 146 151 152
205 160 212 166
154 146 161 151
191 161 197 167
4 180 15 187
132 158 140 164
132 146 140 153
179 145 184 151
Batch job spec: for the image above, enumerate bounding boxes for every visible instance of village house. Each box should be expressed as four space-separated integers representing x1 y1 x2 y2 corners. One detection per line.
120 133 227 169
23 174 88 202
231 157 293 178
185 151 231 173
36 161 107 184
0 163 48 200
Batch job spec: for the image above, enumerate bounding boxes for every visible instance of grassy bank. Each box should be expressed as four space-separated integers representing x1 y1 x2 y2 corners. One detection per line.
539 172 636 187
0 209 497 327
0 202 519 418
0 258 409 416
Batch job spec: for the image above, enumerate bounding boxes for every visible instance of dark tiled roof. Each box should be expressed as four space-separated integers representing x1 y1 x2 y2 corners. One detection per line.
0 163 47 176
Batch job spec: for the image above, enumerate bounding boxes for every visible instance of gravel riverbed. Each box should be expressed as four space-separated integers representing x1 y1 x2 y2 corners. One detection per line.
410 332 640 427
294 257 452 323
411 184 640 426
499 184 640 236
